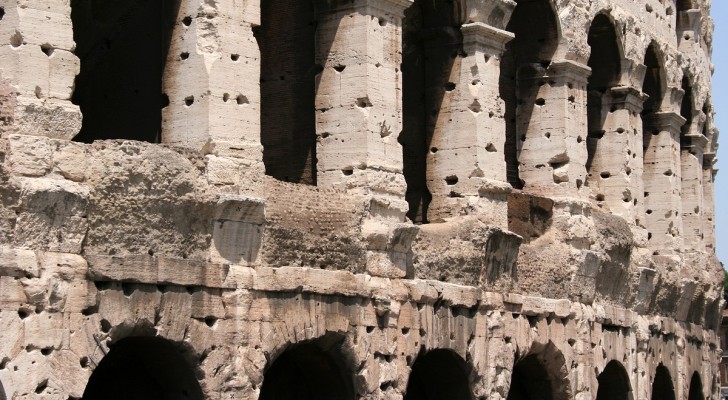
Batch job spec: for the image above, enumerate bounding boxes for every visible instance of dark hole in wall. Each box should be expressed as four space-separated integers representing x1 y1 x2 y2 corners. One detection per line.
70 0 178 143
596 360 631 400
585 14 621 177
507 354 554 400
403 348 472 400
401 0 461 223
259 333 354 400
82 336 203 400
500 0 559 189
253 0 317 184
642 43 664 158
651 364 676 400
688 372 704 400
680 75 694 148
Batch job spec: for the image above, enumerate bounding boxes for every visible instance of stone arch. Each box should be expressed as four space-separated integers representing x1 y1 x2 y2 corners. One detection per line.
70 0 178 143
596 360 633 400
688 372 704 400
82 336 203 400
642 42 666 114
500 0 561 189
253 0 317 185
401 0 463 222
651 363 676 400
585 12 623 190
404 348 473 400
259 332 356 400
507 343 570 400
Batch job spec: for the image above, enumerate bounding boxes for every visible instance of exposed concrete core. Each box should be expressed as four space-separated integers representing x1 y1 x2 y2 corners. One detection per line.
70 0 177 143
401 0 461 222
500 0 559 190
688 372 704 400
254 0 317 184
82 336 203 400
507 355 554 400
651 364 676 400
595 360 631 400
403 349 472 400
259 334 354 400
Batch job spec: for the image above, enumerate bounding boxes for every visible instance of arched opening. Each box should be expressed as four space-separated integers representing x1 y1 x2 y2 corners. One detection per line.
651 364 676 400
585 14 621 180
82 336 203 400
688 372 704 400
680 76 694 145
70 0 178 143
404 348 472 400
253 0 317 184
507 354 554 400
596 360 632 400
259 334 355 400
642 44 664 118
401 0 461 223
500 0 560 189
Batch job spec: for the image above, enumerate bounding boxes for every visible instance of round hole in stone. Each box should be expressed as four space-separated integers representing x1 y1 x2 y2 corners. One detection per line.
445 175 459 185
180 52 189 60
535 98 546 106
596 194 605 201
185 96 194 106
600 171 611 179
231 54 239 61
182 16 192 26
236 95 248 105
430 147 438 153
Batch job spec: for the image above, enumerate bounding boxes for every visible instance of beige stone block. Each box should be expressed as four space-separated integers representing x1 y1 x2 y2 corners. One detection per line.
0 275 26 307
0 246 38 278
51 139 87 182
0 0 74 49
7 134 51 177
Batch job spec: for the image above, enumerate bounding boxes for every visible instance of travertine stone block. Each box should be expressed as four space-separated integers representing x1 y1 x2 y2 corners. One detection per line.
643 111 685 251
518 60 591 199
210 195 265 265
426 23 513 225
314 0 411 198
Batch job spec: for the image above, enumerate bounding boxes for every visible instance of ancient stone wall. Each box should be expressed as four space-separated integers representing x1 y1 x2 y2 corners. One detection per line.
0 0 722 399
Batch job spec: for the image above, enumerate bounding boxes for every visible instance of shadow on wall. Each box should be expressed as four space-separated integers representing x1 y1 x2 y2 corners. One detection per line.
82 336 203 400
651 364 676 400
596 360 632 400
70 0 180 143
404 348 472 400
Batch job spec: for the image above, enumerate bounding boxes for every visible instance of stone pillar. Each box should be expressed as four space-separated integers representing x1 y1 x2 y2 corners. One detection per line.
426 22 514 226
0 0 81 139
162 0 262 172
677 9 702 51
587 86 647 225
680 121 707 251
642 111 685 251
313 0 411 198
517 60 591 199
702 154 716 253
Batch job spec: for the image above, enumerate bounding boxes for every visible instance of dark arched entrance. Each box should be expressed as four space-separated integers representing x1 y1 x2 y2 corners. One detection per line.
259 334 355 400
596 360 632 400
71 0 178 143
82 336 203 400
404 348 472 400
688 372 704 400
651 364 676 400
507 354 554 400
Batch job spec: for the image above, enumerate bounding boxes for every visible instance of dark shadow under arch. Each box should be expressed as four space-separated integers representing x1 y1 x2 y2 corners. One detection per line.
596 360 632 400
0 379 6 400
71 0 179 143
507 354 554 400
688 372 704 400
680 75 694 147
500 0 560 189
82 336 203 400
651 364 676 400
259 333 355 400
404 348 473 400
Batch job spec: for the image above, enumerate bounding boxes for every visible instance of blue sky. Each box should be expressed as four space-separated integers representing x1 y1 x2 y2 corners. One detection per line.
712 3 727 266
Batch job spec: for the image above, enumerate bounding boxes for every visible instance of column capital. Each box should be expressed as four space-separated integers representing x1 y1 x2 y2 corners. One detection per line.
644 111 686 135
461 22 514 54
548 59 592 84
609 86 648 113
315 0 413 17
682 133 709 154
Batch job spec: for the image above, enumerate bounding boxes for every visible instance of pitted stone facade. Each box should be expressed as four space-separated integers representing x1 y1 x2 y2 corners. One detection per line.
0 0 722 399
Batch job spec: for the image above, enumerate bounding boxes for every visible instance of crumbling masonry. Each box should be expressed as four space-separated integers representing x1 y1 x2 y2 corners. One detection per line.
0 0 722 399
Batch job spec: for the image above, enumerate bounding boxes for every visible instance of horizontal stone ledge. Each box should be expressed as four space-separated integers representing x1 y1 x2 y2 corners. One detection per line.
86 254 234 289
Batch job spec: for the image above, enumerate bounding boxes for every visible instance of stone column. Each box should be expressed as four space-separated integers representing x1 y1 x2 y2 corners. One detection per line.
313 0 411 199
642 111 685 251
677 9 702 51
702 154 716 253
680 121 707 251
0 0 81 139
426 22 514 226
517 60 591 199
587 86 647 225
162 0 263 174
